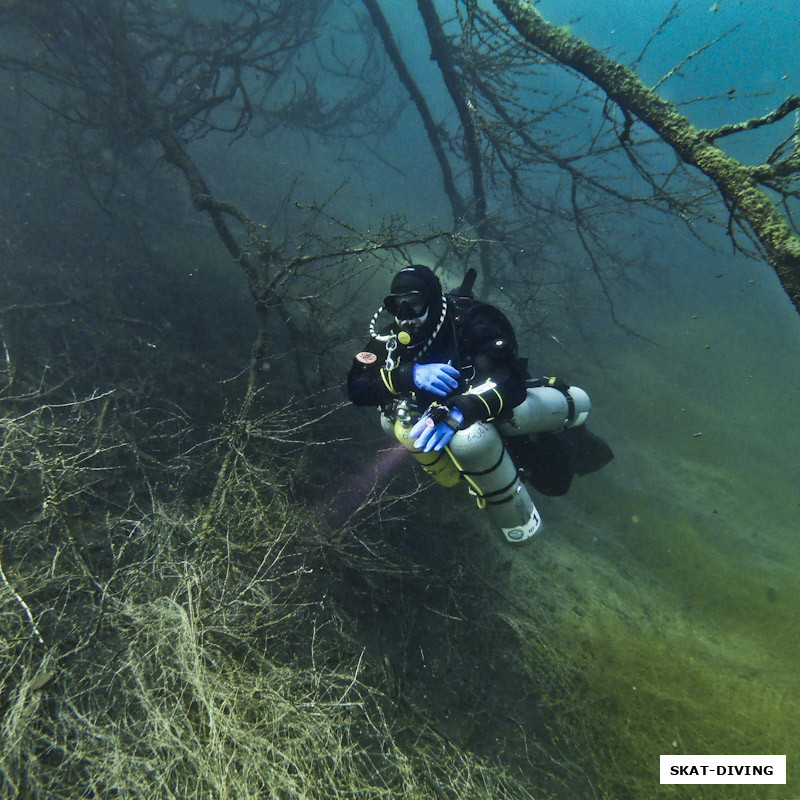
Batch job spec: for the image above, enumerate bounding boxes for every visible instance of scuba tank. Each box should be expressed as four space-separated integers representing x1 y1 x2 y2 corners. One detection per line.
381 400 462 487
382 398 542 543
495 377 591 437
382 375 592 544
446 422 542 543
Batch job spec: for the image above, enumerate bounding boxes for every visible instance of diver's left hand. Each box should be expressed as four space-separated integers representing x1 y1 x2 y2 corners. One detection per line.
409 407 464 452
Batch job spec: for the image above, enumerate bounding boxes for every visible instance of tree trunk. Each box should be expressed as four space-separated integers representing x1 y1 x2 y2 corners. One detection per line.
359 0 466 224
416 0 494 282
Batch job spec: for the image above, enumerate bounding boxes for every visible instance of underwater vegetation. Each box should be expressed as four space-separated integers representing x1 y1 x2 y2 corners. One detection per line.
1 1 799 798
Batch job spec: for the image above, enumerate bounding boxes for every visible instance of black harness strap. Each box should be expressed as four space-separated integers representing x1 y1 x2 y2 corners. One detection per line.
458 441 506 477
480 471 520 500
529 376 576 425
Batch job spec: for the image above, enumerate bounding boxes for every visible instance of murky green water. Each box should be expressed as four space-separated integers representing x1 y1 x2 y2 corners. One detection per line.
494 246 800 795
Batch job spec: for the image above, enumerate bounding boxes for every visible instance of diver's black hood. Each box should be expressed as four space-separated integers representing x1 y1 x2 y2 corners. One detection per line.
389 265 442 308
388 265 443 345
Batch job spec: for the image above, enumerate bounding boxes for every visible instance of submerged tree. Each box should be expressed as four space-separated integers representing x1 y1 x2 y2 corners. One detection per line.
0 0 410 377
5 0 798 355
1 0 797 552
361 0 800 313
0 0 452 527
492 0 800 312
3 3 800 799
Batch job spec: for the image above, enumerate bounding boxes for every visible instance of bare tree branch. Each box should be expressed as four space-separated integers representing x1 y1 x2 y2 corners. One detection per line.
492 0 800 314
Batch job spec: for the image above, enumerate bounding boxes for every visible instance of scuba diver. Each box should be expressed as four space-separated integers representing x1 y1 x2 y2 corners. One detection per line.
347 264 612 543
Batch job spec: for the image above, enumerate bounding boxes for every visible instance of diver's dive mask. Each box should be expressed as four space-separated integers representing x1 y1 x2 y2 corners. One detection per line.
384 291 429 333
383 291 428 320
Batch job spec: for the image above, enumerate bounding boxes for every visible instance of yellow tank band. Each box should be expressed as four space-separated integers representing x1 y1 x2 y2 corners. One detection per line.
445 445 487 507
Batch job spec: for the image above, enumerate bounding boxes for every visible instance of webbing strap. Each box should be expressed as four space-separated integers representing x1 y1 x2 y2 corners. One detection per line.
479 472 520 500
459 442 506 477
529 376 576 425
486 493 516 506
445 445 485 508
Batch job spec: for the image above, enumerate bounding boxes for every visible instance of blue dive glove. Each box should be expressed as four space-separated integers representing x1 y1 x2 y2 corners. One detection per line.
409 406 464 453
413 363 460 397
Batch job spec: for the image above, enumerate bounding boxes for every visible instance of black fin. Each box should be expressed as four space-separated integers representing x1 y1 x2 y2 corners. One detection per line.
506 432 574 496
505 426 613 496
560 426 614 476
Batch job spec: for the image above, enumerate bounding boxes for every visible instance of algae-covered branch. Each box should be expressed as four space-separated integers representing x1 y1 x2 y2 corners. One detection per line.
493 0 800 314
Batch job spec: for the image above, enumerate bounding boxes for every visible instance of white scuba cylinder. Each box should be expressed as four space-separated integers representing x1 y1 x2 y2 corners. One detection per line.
379 411 394 438
377 382 590 544
495 383 590 438
448 423 541 543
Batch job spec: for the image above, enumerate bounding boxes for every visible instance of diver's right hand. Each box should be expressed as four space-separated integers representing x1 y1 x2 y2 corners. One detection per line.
413 363 460 397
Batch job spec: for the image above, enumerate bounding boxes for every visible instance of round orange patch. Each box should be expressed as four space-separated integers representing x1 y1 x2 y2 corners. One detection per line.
356 351 378 364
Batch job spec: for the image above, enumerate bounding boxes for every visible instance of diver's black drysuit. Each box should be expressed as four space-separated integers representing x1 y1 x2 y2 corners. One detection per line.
348 292 606 497
347 294 528 428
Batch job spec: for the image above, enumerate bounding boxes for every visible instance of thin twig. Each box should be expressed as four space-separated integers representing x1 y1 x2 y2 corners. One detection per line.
0 554 45 646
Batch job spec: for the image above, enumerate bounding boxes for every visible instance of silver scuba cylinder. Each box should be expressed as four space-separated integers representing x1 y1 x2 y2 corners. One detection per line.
495 382 590 438
447 423 541 543
378 383 591 545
